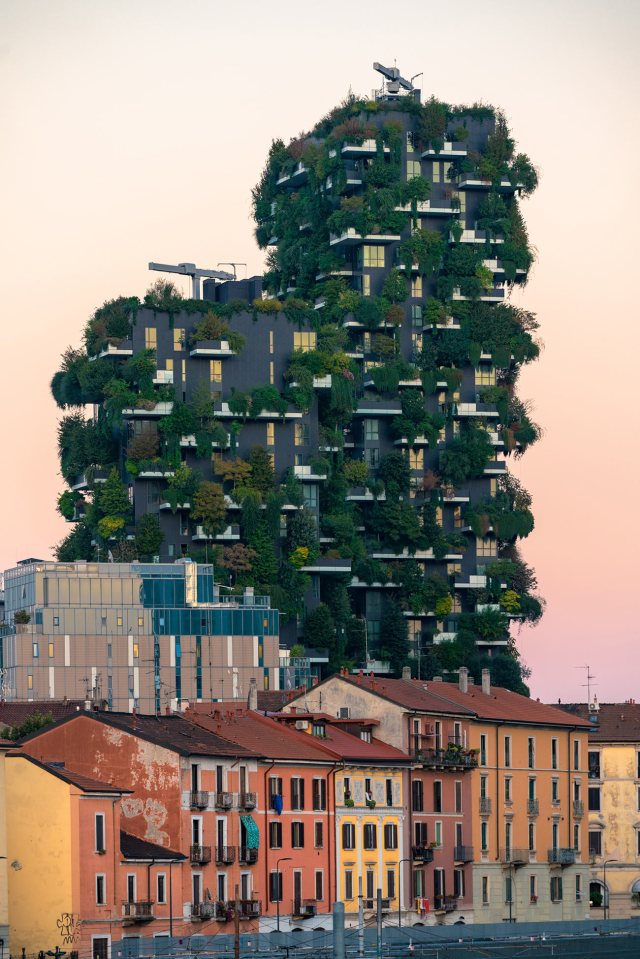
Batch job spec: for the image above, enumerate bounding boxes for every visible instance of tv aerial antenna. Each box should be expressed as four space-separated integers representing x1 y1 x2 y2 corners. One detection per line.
575 664 596 704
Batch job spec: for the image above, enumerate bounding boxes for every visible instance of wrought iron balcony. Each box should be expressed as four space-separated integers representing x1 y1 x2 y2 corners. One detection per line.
527 799 539 816
479 797 492 815
215 791 234 810
190 790 209 809
239 846 259 865
453 845 474 863
548 848 576 866
191 901 224 920
215 845 236 865
190 844 211 865
573 799 584 818
293 899 318 918
416 747 478 770
500 848 529 866
412 845 435 863
239 899 262 919
433 895 457 913
122 900 154 922
240 791 257 810
364 898 391 911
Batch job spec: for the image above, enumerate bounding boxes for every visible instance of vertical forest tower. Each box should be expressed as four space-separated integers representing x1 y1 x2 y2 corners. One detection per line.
52 64 542 692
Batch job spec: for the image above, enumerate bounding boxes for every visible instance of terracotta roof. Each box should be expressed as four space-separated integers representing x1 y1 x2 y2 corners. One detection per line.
186 706 338 762
293 674 476 716
256 688 307 712
555 703 640 742
18 710 260 758
7 753 131 793
313 723 411 764
120 831 185 861
0 701 83 729
419 681 592 728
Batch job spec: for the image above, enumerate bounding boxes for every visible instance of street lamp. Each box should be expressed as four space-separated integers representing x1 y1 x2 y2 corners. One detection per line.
603 859 617 921
276 857 292 932
397 858 412 928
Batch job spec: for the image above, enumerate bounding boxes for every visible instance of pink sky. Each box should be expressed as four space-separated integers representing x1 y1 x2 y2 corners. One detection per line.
2 0 638 703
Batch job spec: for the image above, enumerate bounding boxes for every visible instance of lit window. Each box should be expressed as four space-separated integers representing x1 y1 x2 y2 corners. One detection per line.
165 359 173 372
27 674 33 690
117 616 123 627
453 506 463 529
269 361 275 385
432 162 441 184
269 331 274 354
266 423 275 446
294 423 308 446
48 643 54 658
133 643 139 659
409 449 424 471
210 360 222 384
145 327 157 350
364 419 379 441
362 246 385 268
475 365 496 387
407 160 421 178
476 537 497 557
411 276 423 298
173 328 184 351
362 275 371 296
293 331 317 352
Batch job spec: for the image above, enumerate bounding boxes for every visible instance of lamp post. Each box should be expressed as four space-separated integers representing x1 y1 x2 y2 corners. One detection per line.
603 859 617 921
397 858 412 928
276 857 292 932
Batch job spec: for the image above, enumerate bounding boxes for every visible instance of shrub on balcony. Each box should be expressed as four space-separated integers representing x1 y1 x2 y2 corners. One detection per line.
191 481 227 536
135 514 164 561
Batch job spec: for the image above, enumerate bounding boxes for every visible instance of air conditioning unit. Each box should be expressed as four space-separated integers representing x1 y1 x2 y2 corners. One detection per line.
295 720 309 730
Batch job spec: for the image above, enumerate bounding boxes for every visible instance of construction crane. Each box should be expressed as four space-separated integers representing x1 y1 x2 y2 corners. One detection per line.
148 261 235 299
373 61 416 97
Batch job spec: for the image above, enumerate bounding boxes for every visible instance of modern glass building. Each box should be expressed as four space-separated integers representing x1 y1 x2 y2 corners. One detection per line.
1 558 279 711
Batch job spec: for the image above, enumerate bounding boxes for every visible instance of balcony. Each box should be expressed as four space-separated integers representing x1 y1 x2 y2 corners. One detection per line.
122 900 154 923
452 286 505 303
433 895 457 913
191 901 225 921
215 792 234 810
215 845 236 865
293 899 318 919
479 797 492 815
329 228 400 247
122 401 174 419
153 369 174 385
454 845 474 863
301 556 352 575
98 340 134 358
527 799 539 816
573 799 584 818
190 339 238 358
364 898 391 912
190 790 210 809
412 846 435 863
340 139 387 158
190 844 211 865
294 464 328 481
239 846 259 865
417 747 478 770
548 848 576 866
240 791 257 810
239 899 262 919
500 848 529 866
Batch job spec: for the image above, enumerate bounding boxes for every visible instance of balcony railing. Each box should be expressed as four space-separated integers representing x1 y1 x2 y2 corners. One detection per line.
479 797 492 815
239 899 262 919
573 799 584 818
190 790 209 809
500 848 529 866
215 792 234 810
122 900 154 921
416 747 478 769
453 845 474 863
215 845 236 865
239 846 259 865
240 791 257 810
527 799 539 816
293 899 318 918
548 848 576 866
191 901 225 920
364 898 391 911
412 845 434 863
190 844 211 865
433 895 457 913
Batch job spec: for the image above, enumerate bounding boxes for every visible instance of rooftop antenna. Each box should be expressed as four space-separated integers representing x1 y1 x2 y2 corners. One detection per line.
217 262 247 280
575 665 597 704
373 61 416 100
148 262 235 299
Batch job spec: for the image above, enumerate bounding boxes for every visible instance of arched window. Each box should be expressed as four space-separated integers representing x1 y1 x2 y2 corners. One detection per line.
589 880 605 907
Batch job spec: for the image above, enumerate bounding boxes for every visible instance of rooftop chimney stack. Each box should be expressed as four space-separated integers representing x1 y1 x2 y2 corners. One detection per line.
481 669 491 696
459 667 468 694
402 666 412 681
247 677 258 711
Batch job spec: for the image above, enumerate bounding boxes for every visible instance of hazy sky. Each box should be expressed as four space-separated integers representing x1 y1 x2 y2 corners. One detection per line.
2 0 638 703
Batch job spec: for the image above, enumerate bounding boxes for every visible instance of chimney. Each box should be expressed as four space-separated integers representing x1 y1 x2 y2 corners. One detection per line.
402 666 411 681
481 669 491 696
459 667 468 694
433 676 442 683
247 678 258 711
468 678 474 686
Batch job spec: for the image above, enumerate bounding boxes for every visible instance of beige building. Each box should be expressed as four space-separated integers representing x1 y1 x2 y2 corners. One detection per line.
0 559 280 712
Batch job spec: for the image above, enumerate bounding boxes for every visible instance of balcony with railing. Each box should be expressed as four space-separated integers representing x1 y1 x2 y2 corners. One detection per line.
412 845 435 863
415 746 478 770
215 845 236 865
240 791 257 810
239 899 262 919
191 901 225 921
500 848 529 866
239 846 259 865
433 895 457 913
190 790 209 809
453 845 474 863
548 848 576 866
364 898 391 911
190 844 211 865
527 799 539 816
293 899 318 919
122 900 154 922
479 797 492 815
215 792 234 810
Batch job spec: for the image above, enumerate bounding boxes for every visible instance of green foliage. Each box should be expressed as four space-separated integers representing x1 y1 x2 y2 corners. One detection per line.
135 514 164 561
381 269 408 304
379 599 409 675
7 711 55 741
55 521 94 561
248 446 276 495
303 603 335 651
378 451 411 495
191 481 227 535
399 229 444 275
343 460 369 486
159 401 197 439
439 425 493 485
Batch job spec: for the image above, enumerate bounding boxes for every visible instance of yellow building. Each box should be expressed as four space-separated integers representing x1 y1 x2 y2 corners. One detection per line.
564 700 640 918
0 740 13 954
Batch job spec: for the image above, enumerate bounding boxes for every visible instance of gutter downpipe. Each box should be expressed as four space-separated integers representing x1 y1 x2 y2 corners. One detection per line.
262 759 276 914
